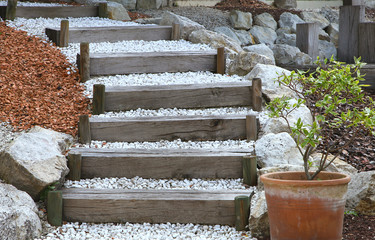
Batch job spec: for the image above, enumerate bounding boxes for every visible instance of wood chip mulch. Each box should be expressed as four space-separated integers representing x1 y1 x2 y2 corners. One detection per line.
0 22 90 136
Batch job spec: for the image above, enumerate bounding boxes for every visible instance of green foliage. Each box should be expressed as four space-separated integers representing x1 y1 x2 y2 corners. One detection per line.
40 182 58 201
266 57 375 180
344 210 359 216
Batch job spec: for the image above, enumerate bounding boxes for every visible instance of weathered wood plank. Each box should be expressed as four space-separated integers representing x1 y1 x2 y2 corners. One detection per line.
86 51 217 76
0 6 98 19
47 191 63 226
5 0 17 20
358 23 375 64
78 115 91 144
59 20 69 47
296 23 319 61
79 42 90 82
104 82 252 111
235 195 250 231
92 84 105 115
89 115 258 142
69 148 252 155
45 25 173 45
62 189 252 225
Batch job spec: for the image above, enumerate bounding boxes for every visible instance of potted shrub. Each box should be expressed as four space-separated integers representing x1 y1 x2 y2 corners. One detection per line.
260 58 375 239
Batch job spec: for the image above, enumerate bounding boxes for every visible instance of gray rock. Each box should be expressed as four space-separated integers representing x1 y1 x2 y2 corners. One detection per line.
294 52 313 65
275 32 296 46
243 43 275 63
161 11 205 40
278 12 305 33
319 7 339 24
0 183 42 240
254 12 277 30
136 0 165 9
271 44 301 65
107 2 131 21
249 191 269 238
327 23 339 47
73 0 101 5
108 0 136 9
273 0 297 9
227 51 275 76
346 171 375 215
214 26 241 44
365 0 375 8
188 29 243 54
318 40 337 60
229 10 252 30
300 12 330 29
255 132 303 168
245 63 296 100
319 28 330 41
0 127 72 199
276 27 292 35
310 153 358 177
234 30 256 46
135 17 162 25
250 25 277 45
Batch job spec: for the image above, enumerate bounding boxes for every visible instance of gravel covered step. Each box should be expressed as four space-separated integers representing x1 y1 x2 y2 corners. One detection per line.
68 148 253 179
46 25 177 46
92 81 262 112
79 115 259 143
61 188 252 225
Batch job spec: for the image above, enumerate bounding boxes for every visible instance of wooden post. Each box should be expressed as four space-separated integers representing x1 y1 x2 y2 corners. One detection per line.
5 0 17 21
296 23 319 61
235 195 250 231
246 115 257 141
98 2 108 18
358 23 375 63
243 155 257 186
67 153 82 181
251 78 262 111
216 47 225 75
343 0 364 5
171 23 180 40
59 20 69 47
47 191 63 226
80 42 90 82
93 84 106 115
78 115 91 144
338 5 365 63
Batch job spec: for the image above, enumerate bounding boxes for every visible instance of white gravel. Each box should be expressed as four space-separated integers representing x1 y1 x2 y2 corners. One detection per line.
37 222 256 240
0 1 67 6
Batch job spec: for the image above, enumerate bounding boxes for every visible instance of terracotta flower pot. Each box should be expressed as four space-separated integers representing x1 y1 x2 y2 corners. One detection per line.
260 171 351 240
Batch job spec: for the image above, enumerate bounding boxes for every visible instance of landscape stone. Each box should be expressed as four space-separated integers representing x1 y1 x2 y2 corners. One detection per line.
327 23 339 47
229 10 252 30
249 191 269 238
278 12 305 33
300 11 330 29
319 6 339 24
135 17 162 25
214 26 241 44
234 30 256 46
271 44 301 65
254 12 277 30
161 11 205 40
107 1 131 21
318 39 337 60
0 183 42 240
136 0 165 9
249 25 277 45
243 43 275 63
310 153 358 177
108 0 136 9
227 51 274 76
294 52 313 65
245 63 296 100
275 32 296 46
188 29 243 54
255 132 303 168
0 127 72 199
346 171 375 215
276 27 292 35
273 0 297 9
318 28 330 41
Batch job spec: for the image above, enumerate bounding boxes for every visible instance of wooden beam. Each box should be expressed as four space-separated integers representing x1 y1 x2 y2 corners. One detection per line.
343 0 364 5
5 0 17 21
98 2 108 18
59 20 69 47
171 23 180 40
235 195 250 231
338 5 365 63
243 156 257 186
296 23 319 61
246 115 258 141
92 84 105 115
104 82 253 111
67 153 82 181
78 115 91 144
358 23 375 63
79 42 90 82
47 191 63 226
251 78 262 111
216 47 226 74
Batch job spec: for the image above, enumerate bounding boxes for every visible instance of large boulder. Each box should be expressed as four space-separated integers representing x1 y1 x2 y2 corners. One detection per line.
271 44 300 65
245 63 296 100
136 0 167 9
254 12 277 30
346 171 375 215
318 40 337 60
243 43 275 63
234 30 256 46
300 12 330 29
0 183 42 240
108 0 136 9
319 6 339 24
229 10 253 30
107 1 131 21
275 32 296 46
326 23 339 47
278 12 305 33
250 25 277 45
214 26 241 44
188 29 243 54
310 153 358 177
249 191 269 238
255 132 303 168
227 51 275 76
160 11 205 40
0 127 72 199
274 0 297 9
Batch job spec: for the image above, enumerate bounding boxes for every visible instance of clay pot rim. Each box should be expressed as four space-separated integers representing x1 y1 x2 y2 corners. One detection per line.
260 171 351 186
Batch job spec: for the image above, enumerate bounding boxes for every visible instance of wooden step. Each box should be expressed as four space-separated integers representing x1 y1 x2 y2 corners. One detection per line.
68 148 254 179
61 188 252 225
79 114 259 143
45 25 175 46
